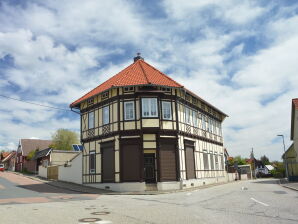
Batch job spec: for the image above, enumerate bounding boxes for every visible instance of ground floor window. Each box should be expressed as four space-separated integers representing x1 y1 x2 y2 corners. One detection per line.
89 151 95 174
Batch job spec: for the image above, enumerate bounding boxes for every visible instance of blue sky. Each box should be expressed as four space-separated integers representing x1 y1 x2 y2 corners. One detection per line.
1 0 298 161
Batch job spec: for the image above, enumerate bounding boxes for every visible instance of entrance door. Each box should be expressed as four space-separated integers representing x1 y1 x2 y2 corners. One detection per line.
144 154 156 183
185 145 196 179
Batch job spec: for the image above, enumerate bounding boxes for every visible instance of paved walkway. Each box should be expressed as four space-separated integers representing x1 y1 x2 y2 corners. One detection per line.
280 178 298 191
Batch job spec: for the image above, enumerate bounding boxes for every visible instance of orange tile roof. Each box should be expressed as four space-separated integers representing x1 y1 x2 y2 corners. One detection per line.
70 59 183 107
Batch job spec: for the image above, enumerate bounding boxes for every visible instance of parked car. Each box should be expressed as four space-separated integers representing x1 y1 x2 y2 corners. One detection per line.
0 164 4 172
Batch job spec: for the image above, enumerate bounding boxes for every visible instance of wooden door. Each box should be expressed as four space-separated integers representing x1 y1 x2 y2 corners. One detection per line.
102 143 115 182
185 145 196 179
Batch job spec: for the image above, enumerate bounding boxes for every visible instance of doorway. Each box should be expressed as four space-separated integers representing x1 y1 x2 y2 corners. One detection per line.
144 153 156 183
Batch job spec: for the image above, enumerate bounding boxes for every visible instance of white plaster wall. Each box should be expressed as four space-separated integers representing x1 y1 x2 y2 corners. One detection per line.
38 165 47 178
181 176 227 189
86 182 146 192
58 153 82 184
157 182 181 191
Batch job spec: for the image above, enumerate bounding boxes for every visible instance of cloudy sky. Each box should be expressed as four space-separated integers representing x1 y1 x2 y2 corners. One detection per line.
0 0 297 161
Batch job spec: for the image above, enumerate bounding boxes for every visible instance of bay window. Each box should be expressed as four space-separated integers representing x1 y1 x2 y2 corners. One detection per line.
162 101 172 120
124 101 135 120
142 98 158 117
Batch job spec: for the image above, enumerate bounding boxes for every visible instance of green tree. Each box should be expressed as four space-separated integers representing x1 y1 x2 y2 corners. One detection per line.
260 155 270 165
51 129 79 151
234 155 247 165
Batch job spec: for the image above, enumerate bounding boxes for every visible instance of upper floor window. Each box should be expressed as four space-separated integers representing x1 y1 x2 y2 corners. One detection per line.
101 91 109 99
88 111 94 129
103 106 109 125
193 110 198 127
162 101 172 120
124 101 135 120
124 86 134 92
185 107 191 124
142 98 158 117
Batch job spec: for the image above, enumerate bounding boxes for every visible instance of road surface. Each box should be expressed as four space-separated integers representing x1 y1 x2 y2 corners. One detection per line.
0 172 297 224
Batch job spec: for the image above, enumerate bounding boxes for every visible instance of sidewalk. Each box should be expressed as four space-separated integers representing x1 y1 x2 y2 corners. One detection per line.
279 178 298 191
10 171 247 195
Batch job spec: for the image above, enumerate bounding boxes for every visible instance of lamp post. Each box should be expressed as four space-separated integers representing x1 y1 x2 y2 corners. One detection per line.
277 134 289 180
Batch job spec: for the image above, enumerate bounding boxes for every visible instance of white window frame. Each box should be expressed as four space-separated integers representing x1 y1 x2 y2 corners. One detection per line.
88 111 94 129
185 107 191 124
89 151 95 174
124 101 135 120
142 98 158 118
193 110 198 127
103 106 109 125
162 101 172 120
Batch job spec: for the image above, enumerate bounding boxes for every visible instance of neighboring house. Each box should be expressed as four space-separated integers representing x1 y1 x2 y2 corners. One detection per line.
282 98 298 181
70 54 228 192
1 151 16 171
15 139 52 173
36 148 80 181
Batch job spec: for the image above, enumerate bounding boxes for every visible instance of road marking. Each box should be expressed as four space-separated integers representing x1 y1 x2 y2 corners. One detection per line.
250 197 269 207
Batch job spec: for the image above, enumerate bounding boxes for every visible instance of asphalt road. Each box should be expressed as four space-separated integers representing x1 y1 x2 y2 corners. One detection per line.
0 172 297 224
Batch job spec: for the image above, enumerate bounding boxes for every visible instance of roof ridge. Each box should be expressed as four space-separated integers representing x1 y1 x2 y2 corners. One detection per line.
138 60 150 84
141 60 183 87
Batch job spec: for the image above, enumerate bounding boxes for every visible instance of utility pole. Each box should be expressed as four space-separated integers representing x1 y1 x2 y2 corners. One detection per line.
277 134 289 180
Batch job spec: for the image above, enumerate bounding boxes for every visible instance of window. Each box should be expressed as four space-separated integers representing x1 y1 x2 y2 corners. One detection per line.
87 98 94 106
161 87 171 92
162 101 172 120
185 107 191 124
124 101 135 120
89 151 95 174
210 154 214 170
215 154 219 170
193 111 198 127
142 98 158 117
124 86 134 92
202 115 206 130
88 111 94 129
203 152 209 170
220 155 224 170
103 106 109 125
101 91 109 99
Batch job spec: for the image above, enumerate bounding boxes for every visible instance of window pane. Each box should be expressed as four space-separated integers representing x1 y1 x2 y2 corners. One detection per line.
142 98 158 117
124 101 134 120
90 152 95 173
103 106 109 125
203 152 209 170
88 111 94 129
162 101 172 120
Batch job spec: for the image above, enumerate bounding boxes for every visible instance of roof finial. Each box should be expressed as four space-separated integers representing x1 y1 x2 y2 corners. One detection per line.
134 52 144 62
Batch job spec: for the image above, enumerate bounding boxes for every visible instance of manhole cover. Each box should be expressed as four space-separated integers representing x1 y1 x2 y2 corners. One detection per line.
273 191 287 194
91 212 110 215
78 218 102 223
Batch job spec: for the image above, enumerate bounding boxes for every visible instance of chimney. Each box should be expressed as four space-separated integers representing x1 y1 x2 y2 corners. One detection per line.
134 52 144 62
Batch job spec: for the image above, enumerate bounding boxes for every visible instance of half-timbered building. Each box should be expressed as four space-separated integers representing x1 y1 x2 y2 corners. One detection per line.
70 54 228 191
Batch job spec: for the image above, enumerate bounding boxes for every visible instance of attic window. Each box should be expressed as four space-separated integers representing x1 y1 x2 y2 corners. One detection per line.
192 97 198 105
161 87 171 92
87 98 94 106
185 93 191 101
124 86 134 92
101 91 109 99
